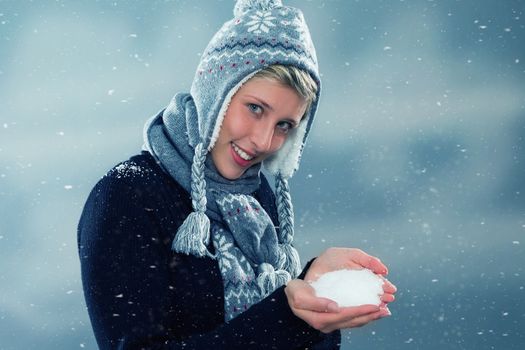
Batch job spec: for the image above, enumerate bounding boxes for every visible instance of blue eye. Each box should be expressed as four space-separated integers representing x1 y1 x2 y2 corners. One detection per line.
248 103 263 114
276 121 294 134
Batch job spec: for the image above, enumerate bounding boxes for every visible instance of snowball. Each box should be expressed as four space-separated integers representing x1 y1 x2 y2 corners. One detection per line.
310 268 384 307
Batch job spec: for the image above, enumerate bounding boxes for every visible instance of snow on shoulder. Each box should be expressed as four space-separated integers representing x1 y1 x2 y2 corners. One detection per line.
310 269 384 307
106 161 151 179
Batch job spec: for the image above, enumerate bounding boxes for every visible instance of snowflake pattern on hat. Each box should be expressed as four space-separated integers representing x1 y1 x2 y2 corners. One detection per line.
246 11 276 34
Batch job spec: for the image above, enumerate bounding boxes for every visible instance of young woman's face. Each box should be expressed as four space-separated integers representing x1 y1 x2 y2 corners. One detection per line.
211 77 307 180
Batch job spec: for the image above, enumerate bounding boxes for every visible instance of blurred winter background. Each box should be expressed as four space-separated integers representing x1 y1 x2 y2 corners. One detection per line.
0 0 523 349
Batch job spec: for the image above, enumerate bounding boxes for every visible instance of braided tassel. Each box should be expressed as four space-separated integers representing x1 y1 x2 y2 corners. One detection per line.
172 143 212 257
275 174 301 277
256 263 291 297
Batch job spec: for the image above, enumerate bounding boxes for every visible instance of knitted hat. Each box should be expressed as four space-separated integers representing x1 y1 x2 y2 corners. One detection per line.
173 0 321 267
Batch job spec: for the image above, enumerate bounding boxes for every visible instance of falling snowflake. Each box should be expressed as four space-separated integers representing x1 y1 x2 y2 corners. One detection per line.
246 11 276 34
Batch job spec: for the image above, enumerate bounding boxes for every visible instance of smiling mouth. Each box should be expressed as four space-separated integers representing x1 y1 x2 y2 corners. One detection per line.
231 143 255 161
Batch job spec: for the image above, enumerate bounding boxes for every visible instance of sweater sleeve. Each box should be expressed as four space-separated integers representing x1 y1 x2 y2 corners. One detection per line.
78 172 339 350
78 174 182 349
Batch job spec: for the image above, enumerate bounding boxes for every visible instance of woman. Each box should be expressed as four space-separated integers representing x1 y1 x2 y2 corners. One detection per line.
78 0 396 349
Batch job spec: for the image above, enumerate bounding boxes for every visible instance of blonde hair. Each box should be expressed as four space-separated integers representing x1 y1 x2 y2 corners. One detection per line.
253 65 318 117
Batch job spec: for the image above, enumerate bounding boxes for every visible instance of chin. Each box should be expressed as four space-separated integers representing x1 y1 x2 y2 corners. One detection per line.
223 174 243 181
218 167 244 181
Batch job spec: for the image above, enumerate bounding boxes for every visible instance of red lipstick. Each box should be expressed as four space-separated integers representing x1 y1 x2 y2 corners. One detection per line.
230 143 252 167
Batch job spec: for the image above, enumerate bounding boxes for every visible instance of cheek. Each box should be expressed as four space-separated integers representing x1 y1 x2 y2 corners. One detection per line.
269 135 287 153
223 112 250 140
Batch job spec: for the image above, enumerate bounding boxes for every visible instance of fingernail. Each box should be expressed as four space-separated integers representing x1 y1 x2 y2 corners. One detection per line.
381 307 391 316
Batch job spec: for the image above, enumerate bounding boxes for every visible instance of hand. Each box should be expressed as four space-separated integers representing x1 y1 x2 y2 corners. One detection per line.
305 247 397 306
304 247 388 281
285 248 397 333
285 279 390 333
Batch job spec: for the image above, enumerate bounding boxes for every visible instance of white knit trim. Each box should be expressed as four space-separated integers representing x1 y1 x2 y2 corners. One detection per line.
202 48 303 63
208 71 260 151
263 111 310 178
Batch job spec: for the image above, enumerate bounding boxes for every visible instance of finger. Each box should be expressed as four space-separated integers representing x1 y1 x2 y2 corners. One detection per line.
326 305 386 330
306 304 381 324
337 304 381 317
298 296 340 313
367 256 388 275
339 306 391 329
381 278 397 294
287 280 340 313
294 304 381 333
381 293 395 303
348 249 388 275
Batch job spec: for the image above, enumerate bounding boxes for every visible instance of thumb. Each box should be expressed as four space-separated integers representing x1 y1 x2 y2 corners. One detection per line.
287 280 340 313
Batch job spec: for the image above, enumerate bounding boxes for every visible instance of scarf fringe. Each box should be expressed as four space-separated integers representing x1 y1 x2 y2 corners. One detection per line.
257 263 291 296
172 211 212 258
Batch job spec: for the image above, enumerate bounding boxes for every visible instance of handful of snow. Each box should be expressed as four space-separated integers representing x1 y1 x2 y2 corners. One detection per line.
310 269 384 307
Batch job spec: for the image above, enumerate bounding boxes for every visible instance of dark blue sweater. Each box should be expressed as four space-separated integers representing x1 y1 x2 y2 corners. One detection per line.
78 152 340 349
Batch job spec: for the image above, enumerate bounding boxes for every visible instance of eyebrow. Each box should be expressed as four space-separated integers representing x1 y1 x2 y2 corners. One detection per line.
244 94 301 126
245 95 274 112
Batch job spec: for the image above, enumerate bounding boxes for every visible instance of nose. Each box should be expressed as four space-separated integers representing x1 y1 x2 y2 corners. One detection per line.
250 122 274 153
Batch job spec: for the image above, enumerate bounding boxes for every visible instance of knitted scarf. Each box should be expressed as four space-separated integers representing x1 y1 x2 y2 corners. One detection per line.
144 93 299 321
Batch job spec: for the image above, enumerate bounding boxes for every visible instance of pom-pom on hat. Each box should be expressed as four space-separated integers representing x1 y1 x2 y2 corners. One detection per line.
172 0 321 268
234 0 283 17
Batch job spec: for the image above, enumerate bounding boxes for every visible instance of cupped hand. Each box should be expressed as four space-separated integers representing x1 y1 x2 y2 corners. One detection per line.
303 248 388 282
285 279 390 333
285 248 397 332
